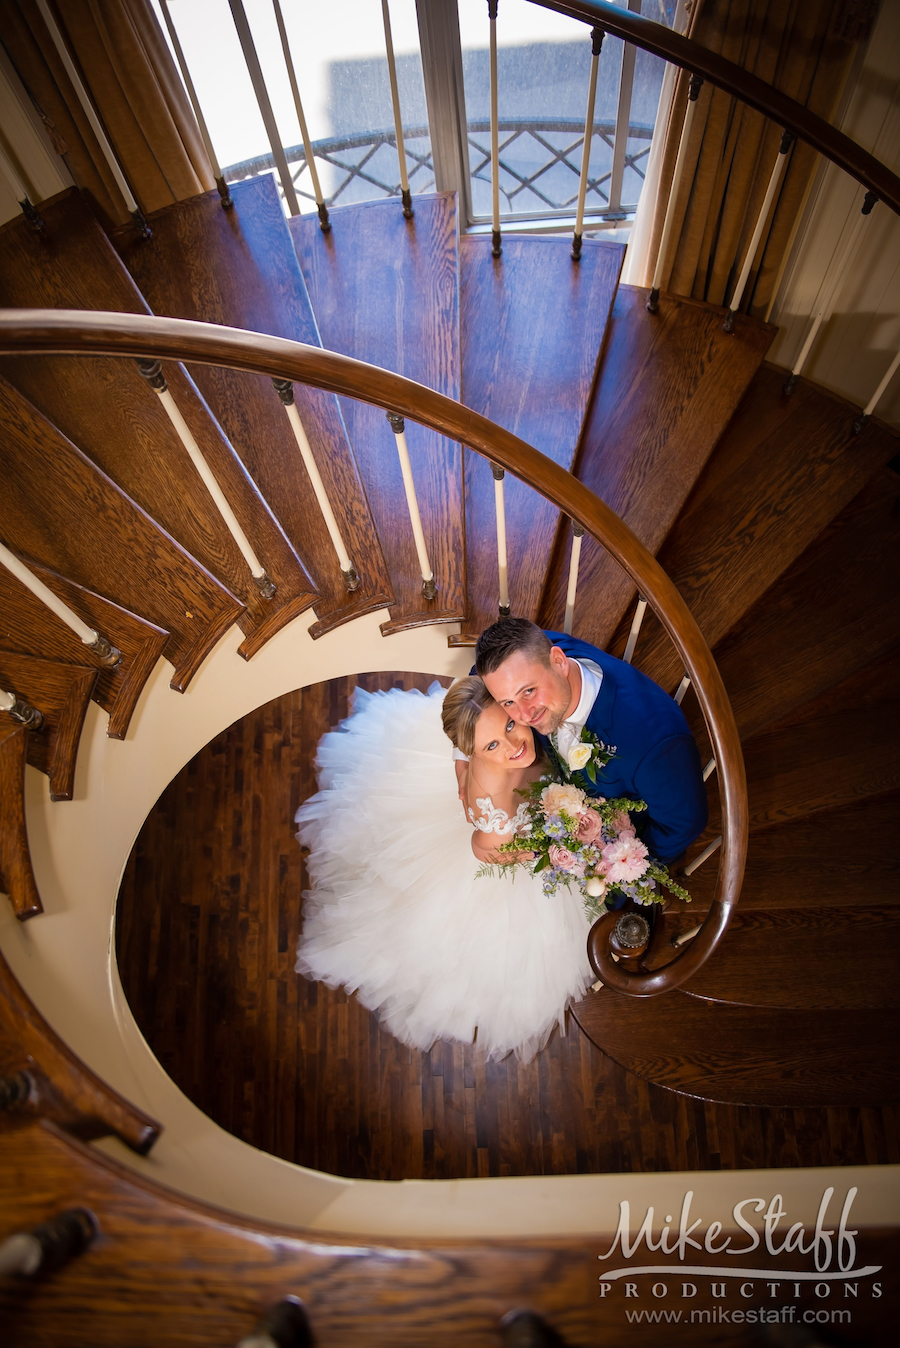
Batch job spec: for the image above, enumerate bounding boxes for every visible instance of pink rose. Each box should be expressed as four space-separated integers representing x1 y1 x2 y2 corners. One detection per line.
575 808 603 844
611 810 633 834
548 844 577 871
601 833 649 883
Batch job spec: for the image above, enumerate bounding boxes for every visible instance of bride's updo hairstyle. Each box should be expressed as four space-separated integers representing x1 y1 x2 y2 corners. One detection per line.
441 676 494 756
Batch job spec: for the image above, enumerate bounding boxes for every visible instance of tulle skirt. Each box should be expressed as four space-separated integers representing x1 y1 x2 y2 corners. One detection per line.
295 683 592 1062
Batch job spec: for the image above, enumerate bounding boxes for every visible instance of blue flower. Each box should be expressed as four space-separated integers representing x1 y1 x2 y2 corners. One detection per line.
544 814 567 840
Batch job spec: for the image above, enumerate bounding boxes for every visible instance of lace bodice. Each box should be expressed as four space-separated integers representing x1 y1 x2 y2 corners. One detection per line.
467 795 532 836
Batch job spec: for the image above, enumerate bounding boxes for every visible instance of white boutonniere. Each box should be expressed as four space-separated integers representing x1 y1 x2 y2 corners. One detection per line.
561 728 616 785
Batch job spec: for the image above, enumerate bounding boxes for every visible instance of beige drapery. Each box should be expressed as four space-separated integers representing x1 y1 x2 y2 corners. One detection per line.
639 0 872 316
0 0 214 226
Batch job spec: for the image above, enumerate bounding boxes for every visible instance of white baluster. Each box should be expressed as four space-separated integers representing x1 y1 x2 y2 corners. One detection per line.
271 0 329 230
723 130 795 332
137 360 275 598
159 0 232 208
34 0 149 236
854 347 900 434
563 522 584 635
488 0 501 258
622 593 647 665
492 463 510 617
228 0 300 215
784 191 877 394
387 413 437 600
683 835 722 877
647 73 704 313
572 28 604 262
0 688 43 729
673 673 691 705
0 541 120 665
382 0 413 219
274 381 359 592
702 757 717 782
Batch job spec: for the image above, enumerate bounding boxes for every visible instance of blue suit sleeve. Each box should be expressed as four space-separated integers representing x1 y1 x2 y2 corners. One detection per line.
632 734 708 862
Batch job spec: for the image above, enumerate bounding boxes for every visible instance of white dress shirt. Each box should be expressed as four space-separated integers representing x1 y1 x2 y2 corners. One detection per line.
452 657 603 763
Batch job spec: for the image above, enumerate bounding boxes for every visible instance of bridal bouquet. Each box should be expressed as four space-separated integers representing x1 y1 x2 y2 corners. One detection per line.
483 776 692 921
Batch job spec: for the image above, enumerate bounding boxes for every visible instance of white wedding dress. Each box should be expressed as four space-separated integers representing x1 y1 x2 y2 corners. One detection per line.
294 683 593 1063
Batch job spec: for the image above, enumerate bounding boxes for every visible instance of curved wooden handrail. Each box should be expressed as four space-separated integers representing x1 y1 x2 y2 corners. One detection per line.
528 0 900 216
0 308 748 995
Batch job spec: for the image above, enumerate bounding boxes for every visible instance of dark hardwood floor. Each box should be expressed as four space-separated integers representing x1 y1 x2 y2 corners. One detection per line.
116 673 899 1181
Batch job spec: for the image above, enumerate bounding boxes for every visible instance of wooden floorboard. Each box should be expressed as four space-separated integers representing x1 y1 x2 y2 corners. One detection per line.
116 675 898 1180
459 234 623 637
539 286 773 645
291 194 465 633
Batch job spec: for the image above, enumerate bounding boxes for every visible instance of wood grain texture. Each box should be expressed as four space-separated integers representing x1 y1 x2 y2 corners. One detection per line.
113 178 394 634
0 561 168 741
0 190 318 649
538 286 772 644
292 194 465 632
4 1122 897 1348
0 651 97 800
116 675 896 1178
0 377 244 691
460 234 623 637
0 949 159 1152
0 726 41 919
623 364 900 691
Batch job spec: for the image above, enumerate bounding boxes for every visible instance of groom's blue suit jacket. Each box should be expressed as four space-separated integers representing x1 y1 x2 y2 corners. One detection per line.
538 632 707 862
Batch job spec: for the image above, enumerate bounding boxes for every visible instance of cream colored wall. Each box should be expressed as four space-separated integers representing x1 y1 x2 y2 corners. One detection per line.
2 604 899 1239
0 53 70 226
767 0 900 429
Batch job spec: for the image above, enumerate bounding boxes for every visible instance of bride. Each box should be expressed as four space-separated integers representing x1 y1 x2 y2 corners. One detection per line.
294 677 593 1062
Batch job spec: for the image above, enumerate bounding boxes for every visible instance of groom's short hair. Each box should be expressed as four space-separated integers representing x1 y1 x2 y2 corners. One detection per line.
475 618 552 676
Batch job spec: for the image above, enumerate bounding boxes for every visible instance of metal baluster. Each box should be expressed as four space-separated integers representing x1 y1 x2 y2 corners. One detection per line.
646 73 704 313
607 1 643 222
273 380 359 592
562 522 584 634
488 0 501 257
622 592 647 664
137 360 275 599
853 347 900 434
228 0 300 215
159 0 232 208
723 130 795 333
382 0 413 218
492 463 510 617
0 689 44 729
34 0 150 236
271 0 329 230
386 414 437 600
683 834 722 876
673 673 691 704
572 28 604 261
0 540 121 665
0 144 44 232
784 191 878 395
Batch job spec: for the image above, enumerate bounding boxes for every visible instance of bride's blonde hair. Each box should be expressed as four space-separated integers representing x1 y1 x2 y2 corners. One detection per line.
441 676 494 756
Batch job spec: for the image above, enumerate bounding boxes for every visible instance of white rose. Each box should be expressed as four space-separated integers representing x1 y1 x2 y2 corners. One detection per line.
585 875 607 898
567 742 592 771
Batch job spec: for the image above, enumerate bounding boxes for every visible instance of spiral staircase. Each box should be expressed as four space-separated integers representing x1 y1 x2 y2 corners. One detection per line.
1 161 898 1343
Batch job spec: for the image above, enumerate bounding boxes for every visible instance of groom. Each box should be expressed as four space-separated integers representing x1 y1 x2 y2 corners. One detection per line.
468 617 708 864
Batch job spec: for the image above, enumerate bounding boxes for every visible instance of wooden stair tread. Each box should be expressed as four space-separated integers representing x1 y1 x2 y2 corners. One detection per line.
0 190 317 653
677 791 900 910
539 286 773 643
113 177 393 637
571 991 898 1107
0 562 168 741
291 194 465 633
0 651 97 801
680 468 900 746
624 363 900 690
0 726 42 919
650 905 900 1008
0 378 243 691
459 233 623 635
